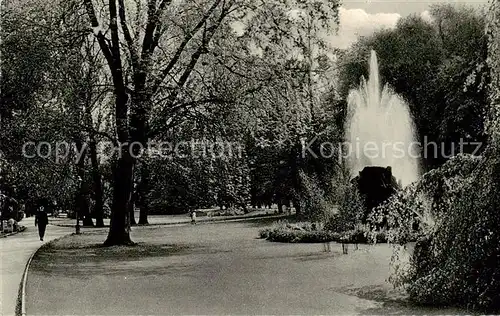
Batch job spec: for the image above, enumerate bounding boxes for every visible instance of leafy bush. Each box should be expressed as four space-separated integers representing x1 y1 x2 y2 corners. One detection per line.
259 220 388 244
324 183 365 233
259 221 340 243
369 154 482 244
209 207 246 217
263 229 339 243
371 153 500 311
299 171 334 222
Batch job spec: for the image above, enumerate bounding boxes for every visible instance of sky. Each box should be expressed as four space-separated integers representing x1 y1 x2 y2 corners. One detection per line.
334 0 489 48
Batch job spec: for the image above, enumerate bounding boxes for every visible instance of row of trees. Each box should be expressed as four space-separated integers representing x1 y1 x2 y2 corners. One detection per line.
1 0 346 244
1 0 493 248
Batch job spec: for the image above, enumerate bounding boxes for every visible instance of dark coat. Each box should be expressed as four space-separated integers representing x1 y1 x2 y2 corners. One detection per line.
35 211 48 226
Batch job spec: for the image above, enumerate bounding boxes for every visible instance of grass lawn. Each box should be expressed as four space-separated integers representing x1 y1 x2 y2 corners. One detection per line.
26 219 465 315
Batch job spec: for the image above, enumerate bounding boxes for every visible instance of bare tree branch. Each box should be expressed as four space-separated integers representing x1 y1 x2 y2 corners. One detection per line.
149 78 267 138
118 0 140 71
83 0 114 73
141 0 173 62
150 0 223 95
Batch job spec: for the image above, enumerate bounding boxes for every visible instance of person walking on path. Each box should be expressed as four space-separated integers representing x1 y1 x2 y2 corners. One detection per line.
190 210 197 224
35 206 48 241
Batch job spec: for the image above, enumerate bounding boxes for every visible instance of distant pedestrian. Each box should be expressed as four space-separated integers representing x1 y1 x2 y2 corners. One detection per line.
35 206 48 241
190 210 197 224
323 241 331 252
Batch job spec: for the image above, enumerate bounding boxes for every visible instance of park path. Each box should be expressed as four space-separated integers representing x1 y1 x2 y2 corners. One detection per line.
25 219 466 315
25 221 393 315
0 222 72 316
49 210 287 228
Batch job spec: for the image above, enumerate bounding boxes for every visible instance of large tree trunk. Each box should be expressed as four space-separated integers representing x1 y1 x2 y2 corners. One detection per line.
129 184 136 226
294 199 303 219
89 135 104 227
104 87 135 245
85 0 136 245
75 138 94 227
81 192 94 227
138 162 150 225
291 140 304 220
104 153 134 246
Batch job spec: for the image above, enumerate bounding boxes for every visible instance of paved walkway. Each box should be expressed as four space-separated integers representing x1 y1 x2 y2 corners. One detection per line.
25 221 403 315
0 222 72 316
25 219 465 315
50 210 288 228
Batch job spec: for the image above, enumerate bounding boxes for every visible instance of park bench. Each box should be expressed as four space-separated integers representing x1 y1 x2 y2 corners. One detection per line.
2 219 17 233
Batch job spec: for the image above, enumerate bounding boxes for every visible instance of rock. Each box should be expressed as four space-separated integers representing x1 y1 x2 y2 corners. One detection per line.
353 166 398 223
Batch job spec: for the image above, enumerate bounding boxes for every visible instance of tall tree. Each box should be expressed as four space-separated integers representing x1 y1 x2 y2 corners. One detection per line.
82 0 244 244
80 0 342 243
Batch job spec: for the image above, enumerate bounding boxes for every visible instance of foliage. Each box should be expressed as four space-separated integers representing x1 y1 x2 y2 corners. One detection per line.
147 137 251 214
369 152 500 311
327 181 365 233
218 0 344 219
370 154 481 244
208 207 246 217
339 225 387 244
362 5 500 307
259 219 387 244
298 170 333 221
259 220 340 243
0 0 110 226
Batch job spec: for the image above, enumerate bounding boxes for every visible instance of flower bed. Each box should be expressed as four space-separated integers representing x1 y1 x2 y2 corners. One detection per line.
259 221 387 244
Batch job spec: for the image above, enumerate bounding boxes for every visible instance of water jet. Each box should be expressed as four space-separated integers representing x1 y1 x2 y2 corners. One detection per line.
345 50 420 213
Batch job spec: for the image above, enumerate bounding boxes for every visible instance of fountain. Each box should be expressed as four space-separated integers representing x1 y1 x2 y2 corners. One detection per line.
346 50 420 188
345 50 420 216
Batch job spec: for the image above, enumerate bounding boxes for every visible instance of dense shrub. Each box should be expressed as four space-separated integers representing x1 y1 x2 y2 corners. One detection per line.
259 220 387 244
259 221 340 243
371 153 500 311
299 171 334 222
261 229 339 243
209 207 246 217
327 183 365 232
369 154 482 244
